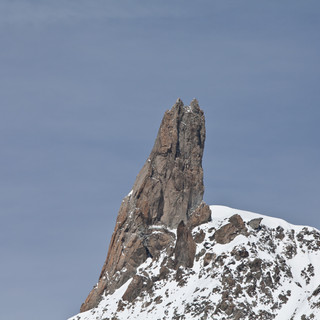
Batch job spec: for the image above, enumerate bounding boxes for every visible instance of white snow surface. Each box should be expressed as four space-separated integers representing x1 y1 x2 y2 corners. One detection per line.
69 205 320 320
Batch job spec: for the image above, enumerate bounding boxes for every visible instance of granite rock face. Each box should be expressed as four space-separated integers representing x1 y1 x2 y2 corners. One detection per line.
80 99 211 312
133 98 206 228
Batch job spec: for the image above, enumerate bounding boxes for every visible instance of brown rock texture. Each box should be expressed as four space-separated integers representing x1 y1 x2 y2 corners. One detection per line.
132 98 206 228
122 275 153 302
174 220 197 268
214 214 248 244
80 99 211 312
187 202 212 230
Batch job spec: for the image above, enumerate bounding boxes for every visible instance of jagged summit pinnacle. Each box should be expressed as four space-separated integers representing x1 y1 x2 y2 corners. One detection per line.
137 98 207 227
174 97 200 113
175 97 183 104
190 97 200 108
80 99 211 312
71 99 320 320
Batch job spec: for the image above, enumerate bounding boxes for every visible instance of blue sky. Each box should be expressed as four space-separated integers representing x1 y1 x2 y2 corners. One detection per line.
1 1 319 319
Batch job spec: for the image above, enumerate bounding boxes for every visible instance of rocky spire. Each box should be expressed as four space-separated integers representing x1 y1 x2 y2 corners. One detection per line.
132 97 206 228
80 99 211 312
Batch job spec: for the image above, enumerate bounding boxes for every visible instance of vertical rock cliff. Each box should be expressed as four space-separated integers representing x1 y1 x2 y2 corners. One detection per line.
80 99 211 312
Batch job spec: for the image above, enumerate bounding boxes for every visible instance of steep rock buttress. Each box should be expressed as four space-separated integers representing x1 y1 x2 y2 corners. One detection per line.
80 99 211 312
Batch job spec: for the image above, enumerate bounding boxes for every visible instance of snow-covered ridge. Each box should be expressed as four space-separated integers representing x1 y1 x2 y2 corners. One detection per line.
69 205 320 320
211 205 316 230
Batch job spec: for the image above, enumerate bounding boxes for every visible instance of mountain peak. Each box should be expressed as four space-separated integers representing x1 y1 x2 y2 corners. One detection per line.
174 97 184 106
71 99 320 320
79 99 211 312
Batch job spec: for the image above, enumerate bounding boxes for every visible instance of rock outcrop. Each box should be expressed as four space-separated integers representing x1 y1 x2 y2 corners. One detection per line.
80 99 211 312
248 217 263 230
174 221 197 268
214 214 248 244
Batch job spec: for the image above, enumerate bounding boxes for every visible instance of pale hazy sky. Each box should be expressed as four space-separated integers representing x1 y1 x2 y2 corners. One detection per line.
1 1 319 319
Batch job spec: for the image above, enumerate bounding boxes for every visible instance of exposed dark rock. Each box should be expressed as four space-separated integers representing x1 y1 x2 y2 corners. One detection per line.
194 229 206 243
154 295 163 304
159 266 170 280
203 252 215 267
284 243 297 259
122 275 153 302
214 214 248 244
278 293 288 304
80 99 208 312
145 228 176 259
132 98 206 228
275 226 285 240
174 220 197 268
248 218 263 230
312 285 320 296
195 248 206 261
187 202 212 230
249 258 262 273
175 267 185 282
301 264 315 285
231 247 249 261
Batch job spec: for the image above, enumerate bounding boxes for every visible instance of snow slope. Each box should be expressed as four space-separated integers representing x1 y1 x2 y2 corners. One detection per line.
69 206 320 320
